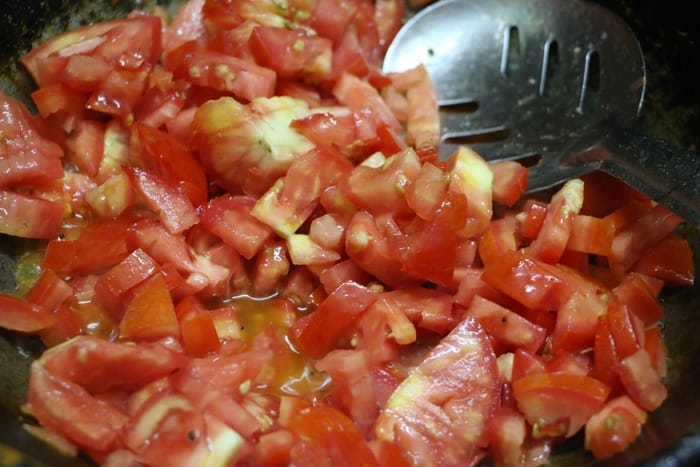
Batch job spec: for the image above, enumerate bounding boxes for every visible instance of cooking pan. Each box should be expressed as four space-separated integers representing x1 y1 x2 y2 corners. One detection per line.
1 0 699 466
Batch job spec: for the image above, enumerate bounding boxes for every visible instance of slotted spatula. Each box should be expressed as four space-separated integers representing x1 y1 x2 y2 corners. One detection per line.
382 0 700 225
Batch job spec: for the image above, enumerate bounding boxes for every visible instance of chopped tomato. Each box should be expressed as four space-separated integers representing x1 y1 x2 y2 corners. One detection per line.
4 0 690 464
118 273 180 340
295 281 377 358
0 190 64 239
0 294 56 333
585 395 647 460
512 372 610 438
375 317 500 467
22 15 162 88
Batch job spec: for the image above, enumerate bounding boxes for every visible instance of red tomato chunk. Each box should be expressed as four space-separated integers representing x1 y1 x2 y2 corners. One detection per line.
0 0 694 466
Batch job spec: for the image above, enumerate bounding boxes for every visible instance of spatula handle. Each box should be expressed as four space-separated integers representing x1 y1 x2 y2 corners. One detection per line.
601 127 700 227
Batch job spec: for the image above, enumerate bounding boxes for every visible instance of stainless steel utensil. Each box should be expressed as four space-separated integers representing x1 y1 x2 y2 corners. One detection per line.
382 0 700 225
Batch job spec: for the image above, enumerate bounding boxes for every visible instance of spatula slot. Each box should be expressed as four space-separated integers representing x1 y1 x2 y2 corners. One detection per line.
577 48 600 113
539 37 560 97
442 127 510 146
501 25 521 77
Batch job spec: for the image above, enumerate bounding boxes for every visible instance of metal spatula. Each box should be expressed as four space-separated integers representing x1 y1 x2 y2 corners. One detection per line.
382 0 700 225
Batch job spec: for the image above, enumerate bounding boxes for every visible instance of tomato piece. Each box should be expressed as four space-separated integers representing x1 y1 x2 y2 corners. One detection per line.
487 407 529 467
403 65 440 150
22 16 162 87
0 294 56 333
126 166 199 235
287 234 341 265
310 0 361 43
644 324 668 378
511 348 547 381
166 44 276 102
477 216 518 267
612 274 664 324
295 281 377 358
446 146 493 237
25 269 74 312
251 242 291 297
31 83 87 130
279 397 379 467
550 290 608 354
180 310 221 357
526 179 583 264
131 122 208 207
375 317 500 467
516 199 548 239
162 0 207 54
308 212 347 253
0 91 64 182
466 295 546 353
291 109 379 159
199 194 274 261
27 364 128 453
315 349 379 437
66 119 105 178
333 72 401 130
481 250 573 311
615 349 668 411
95 248 160 315
404 161 449 220
0 190 64 239
490 160 528 207
632 234 695 286
565 214 615 256
251 146 353 238
609 204 684 272
193 96 314 195
340 148 421 218
584 395 647 460
374 0 404 53
512 372 610 438
249 26 332 80
38 305 85 348
607 303 644 359
118 273 180 341
319 259 373 294
399 191 467 286
345 211 418 288
379 286 454 335
85 170 136 219
369 439 412 467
